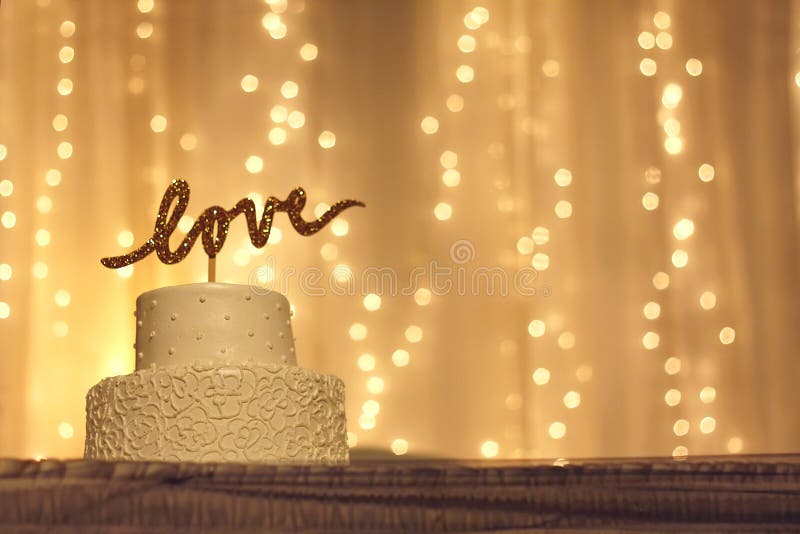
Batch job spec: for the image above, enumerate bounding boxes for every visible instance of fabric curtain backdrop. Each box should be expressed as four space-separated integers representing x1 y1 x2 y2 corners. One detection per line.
0 0 798 461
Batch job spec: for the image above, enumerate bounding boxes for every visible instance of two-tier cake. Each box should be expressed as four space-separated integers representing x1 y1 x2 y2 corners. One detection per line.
84 282 349 464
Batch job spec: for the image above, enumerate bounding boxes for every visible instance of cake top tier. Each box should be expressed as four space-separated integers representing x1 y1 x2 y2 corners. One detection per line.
134 283 296 371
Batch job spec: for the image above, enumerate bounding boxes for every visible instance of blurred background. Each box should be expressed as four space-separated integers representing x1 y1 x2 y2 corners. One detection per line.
0 0 799 461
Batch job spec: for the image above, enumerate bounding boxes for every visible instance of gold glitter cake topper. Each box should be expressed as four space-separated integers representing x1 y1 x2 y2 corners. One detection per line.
102 179 364 280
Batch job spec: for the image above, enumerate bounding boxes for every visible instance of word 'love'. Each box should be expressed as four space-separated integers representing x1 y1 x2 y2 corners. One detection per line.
101 179 365 268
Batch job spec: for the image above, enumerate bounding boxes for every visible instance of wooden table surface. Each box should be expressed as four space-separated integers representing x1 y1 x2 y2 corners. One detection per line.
1 454 799 532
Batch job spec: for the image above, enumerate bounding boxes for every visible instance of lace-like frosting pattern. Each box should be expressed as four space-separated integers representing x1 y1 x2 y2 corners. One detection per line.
84 361 349 465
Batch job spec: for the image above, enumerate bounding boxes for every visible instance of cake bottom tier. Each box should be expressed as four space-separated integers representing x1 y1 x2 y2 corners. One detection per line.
84 361 349 465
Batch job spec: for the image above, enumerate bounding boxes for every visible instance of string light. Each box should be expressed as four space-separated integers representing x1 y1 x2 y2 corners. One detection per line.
434 202 452 221
672 445 688 458
1 211 16 229
531 252 549 270
643 301 661 319
240 74 259 93
347 432 358 447
404 325 423 343
57 422 74 439
420 116 439 134
442 169 461 187
457 34 476 53
391 438 409 455
362 399 380 415
480 440 499 458
150 114 167 133
516 236 534 254
653 271 670 290
563 391 581 409
0 302 9 319
642 331 660 350
320 243 338 261
699 416 716 434
727 437 743 454
391 349 410 367
642 192 659 210
57 141 73 159
287 111 305 128
60 21 76 37
0 180 12 197
699 291 717 310
0 264 11 281
269 127 287 145
699 386 716 403
553 168 572 187
32 262 48 279
532 367 550 385
638 32 655 49
52 321 69 337
671 249 688 268
446 94 464 112
576 365 593 382
318 130 336 148
358 413 376 430
548 421 566 439
136 22 153 39
653 11 671 29
639 58 657 76
686 58 703 76
664 389 681 406
413 288 431 306
673 218 695 240
719 327 736 345
456 65 474 83
245 155 263 174
54 290 71 307
35 229 52 247
366 376 385 394
664 357 681 375
673 419 689 436
137 0 154 13
280 81 299 98
698 163 715 182
541 60 560 77
554 200 573 219
349 323 367 341
363 293 381 311
557 331 575 350
299 43 318 61
655 32 673 50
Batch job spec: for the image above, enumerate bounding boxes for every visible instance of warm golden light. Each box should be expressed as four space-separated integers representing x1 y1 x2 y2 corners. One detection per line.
446 94 464 112
638 31 655 49
0 180 11 197
699 386 716 403
439 150 458 169
664 388 681 407
639 58 657 76
362 399 380 416
727 437 743 454
60 21 76 38
531 252 549 271
661 83 683 110
553 168 572 187
673 419 689 436
531 226 549 245
414 288 432 306
527 319 545 337
457 34 476 53
672 445 688 458
698 163 715 182
347 432 358 448
548 421 566 439
671 249 688 268
655 31 672 50
36 196 52 213
434 202 452 221
269 127 287 145
420 116 439 134
563 391 581 409
54 290 71 308
719 326 736 345
653 271 669 290
392 349 410 367
0 264 11 281
642 192 659 210
664 136 683 155
245 155 263 174
405 325 423 343
576 365 593 382
366 376 385 394
281 81 299 99
642 331 660 350
391 438 409 456
516 236 534 254
57 422 74 440
58 46 75 64
349 323 367 341
442 169 461 187
1 211 16 229
363 293 381 311
57 78 73 96
542 60 560 77
643 301 661 320
320 243 338 261
699 291 717 310
480 440 499 458
557 331 575 350
270 105 288 123
532 367 550 385
137 0 154 13
699 416 716 434
240 74 259 93
179 133 197 151
664 356 681 375
653 11 671 29
52 321 69 337
287 110 305 128
456 65 475 83
686 58 703 76
505 393 522 410
299 43 318 61
117 265 134 279
554 200 573 219
672 218 695 240
136 22 154 39
0 302 9 320
358 413 376 430
116 230 134 248
52 114 68 132
57 142 73 159
150 114 167 133
32 262 48 279
318 130 336 148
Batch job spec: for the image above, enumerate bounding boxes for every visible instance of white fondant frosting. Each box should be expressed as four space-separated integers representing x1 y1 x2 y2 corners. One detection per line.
84 361 349 464
85 283 349 465
134 283 297 370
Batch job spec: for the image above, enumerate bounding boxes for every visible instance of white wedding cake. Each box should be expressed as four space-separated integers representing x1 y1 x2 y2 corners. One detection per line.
84 282 349 464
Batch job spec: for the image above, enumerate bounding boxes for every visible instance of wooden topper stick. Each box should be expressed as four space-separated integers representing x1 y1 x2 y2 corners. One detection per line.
208 257 216 283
